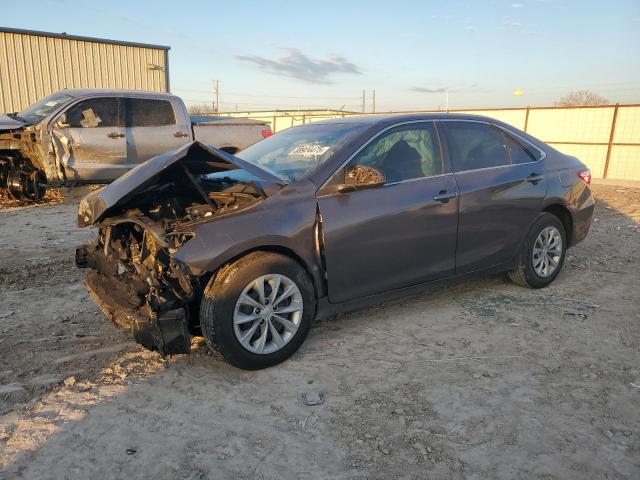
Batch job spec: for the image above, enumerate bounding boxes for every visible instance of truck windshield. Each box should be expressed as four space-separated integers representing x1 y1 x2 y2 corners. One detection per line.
235 123 368 181
18 92 74 124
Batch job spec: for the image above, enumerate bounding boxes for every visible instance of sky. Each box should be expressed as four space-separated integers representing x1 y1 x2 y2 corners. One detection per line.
3 0 640 112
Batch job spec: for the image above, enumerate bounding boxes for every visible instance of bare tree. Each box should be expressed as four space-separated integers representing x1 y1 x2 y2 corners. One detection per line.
556 90 608 106
187 104 215 115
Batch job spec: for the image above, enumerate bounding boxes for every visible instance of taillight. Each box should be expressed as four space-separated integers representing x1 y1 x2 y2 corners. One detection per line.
577 169 591 185
261 129 272 138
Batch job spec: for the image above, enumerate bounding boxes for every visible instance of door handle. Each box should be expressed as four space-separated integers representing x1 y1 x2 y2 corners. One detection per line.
526 173 544 183
174 131 189 138
433 190 457 202
106 132 124 138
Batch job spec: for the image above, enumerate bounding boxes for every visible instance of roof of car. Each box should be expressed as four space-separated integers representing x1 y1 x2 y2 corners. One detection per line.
304 112 502 127
61 88 178 99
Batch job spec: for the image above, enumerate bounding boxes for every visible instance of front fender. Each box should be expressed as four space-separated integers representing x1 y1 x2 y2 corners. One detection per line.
172 182 324 296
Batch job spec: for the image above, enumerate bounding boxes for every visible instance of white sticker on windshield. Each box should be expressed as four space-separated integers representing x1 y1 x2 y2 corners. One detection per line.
289 144 330 157
45 101 58 106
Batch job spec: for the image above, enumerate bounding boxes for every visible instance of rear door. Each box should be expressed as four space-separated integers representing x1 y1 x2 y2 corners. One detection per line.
440 120 547 273
125 97 191 165
317 121 459 303
53 96 127 181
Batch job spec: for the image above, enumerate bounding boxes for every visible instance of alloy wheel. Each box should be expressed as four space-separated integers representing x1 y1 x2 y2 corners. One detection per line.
532 226 563 278
233 274 303 354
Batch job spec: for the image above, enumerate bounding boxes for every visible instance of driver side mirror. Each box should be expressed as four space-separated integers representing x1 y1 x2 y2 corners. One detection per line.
337 164 386 193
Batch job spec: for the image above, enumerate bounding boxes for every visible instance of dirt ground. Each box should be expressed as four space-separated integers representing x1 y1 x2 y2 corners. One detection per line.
0 183 638 480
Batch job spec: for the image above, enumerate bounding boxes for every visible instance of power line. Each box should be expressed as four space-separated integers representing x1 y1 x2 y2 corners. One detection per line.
174 87 362 100
183 96 364 108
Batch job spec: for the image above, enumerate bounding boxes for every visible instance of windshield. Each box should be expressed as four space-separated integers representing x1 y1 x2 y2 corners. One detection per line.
18 92 74 124
235 123 368 181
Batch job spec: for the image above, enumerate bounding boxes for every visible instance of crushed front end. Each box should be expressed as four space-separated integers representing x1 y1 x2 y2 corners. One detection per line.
0 122 51 202
76 219 196 355
74 141 283 356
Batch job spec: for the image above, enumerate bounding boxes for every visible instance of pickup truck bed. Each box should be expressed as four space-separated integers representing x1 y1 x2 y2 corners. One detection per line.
191 116 271 153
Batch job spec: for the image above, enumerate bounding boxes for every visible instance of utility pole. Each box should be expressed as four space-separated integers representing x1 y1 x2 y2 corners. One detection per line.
362 90 366 113
445 89 449 113
212 80 215 112
372 90 376 113
213 80 220 113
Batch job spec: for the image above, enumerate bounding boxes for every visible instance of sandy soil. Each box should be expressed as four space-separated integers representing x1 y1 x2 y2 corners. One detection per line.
0 184 639 480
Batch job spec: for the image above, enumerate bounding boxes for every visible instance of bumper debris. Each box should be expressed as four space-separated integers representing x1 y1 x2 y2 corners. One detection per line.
77 241 192 355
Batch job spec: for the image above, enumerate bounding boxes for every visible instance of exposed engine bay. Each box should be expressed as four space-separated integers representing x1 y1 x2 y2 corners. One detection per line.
75 142 282 355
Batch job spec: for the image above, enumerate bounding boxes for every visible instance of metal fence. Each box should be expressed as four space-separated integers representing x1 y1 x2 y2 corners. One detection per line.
218 104 640 181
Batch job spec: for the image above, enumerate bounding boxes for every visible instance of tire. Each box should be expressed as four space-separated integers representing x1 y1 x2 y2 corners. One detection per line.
200 251 315 370
7 168 46 202
508 212 567 288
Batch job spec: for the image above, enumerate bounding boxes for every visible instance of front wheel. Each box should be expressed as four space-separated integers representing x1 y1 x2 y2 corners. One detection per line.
508 212 567 288
7 168 47 202
200 251 316 369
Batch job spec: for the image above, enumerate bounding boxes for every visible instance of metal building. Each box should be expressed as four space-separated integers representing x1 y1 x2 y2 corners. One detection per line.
0 27 170 112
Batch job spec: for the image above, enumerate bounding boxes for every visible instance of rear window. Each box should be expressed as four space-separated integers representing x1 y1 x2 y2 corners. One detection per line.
127 98 176 127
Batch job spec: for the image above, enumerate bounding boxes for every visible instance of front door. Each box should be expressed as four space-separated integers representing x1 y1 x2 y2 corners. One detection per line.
317 122 459 303
439 120 548 273
53 97 127 182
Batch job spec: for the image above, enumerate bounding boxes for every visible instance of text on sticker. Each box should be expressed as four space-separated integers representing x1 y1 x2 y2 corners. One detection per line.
289 144 331 157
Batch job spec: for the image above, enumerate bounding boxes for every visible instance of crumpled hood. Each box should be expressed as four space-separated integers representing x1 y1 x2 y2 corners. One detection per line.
0 113 27 131
78 141 284 227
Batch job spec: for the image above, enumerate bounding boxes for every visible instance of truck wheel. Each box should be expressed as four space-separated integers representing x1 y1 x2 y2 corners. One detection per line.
200 251 315 370
7 168 46 202
508 212 567 288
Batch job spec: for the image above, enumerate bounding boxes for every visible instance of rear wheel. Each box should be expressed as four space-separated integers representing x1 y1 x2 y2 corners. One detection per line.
200 251 315 369
508 212 567 288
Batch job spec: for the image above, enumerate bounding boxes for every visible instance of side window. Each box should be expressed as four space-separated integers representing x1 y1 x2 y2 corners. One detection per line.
65 98 120 128
445 122 510 171
127 99 176 127
349 123 443 183
502 131 537 164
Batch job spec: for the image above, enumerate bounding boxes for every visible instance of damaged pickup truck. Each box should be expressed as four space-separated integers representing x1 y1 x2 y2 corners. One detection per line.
0 89 271 201
76 114 594 369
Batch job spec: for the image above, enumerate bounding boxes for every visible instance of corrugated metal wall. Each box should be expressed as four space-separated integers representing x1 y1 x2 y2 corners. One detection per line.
219 105 640 181
0 29 169 112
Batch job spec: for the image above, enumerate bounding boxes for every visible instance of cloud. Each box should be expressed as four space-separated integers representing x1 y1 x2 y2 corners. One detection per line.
465 25 476 33
511 3 525 7
503 19 524 29
235 48 362 84
410 84 481 94
410 86 448 93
